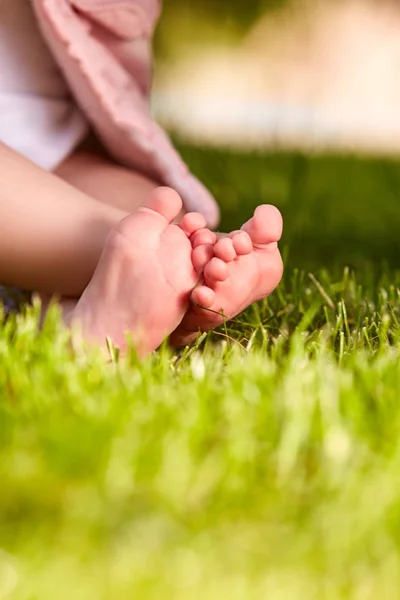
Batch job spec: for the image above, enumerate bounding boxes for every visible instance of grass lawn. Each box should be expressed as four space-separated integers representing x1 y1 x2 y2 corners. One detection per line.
2 146 400 599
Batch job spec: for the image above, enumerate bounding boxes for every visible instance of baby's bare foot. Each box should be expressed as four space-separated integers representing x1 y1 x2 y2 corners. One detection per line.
170 205 284 347
71 188 206 356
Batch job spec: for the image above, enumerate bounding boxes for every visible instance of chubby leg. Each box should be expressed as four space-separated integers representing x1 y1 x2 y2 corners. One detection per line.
0 142 128 296
55 150 159 213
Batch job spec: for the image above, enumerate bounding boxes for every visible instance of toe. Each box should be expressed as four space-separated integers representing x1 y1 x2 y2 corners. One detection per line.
179 212 207 238
191 285 215 309
142 187 183 223
231 231 253 255
191 228 218 248
241 204 283 247
214 238 237 262
204 257 229 284
192 245 214 274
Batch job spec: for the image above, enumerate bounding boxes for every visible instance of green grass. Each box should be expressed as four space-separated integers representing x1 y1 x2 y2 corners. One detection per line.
2 147 400 599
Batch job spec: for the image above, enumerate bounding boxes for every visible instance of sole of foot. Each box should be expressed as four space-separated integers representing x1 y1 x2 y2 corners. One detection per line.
72 187 209 356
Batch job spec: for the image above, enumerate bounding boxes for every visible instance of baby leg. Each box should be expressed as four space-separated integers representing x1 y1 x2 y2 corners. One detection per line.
0 142 126 296
55 149 160 213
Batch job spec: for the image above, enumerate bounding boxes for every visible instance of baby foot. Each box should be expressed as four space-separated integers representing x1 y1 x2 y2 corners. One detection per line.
170 205 284 347
71 188 206 356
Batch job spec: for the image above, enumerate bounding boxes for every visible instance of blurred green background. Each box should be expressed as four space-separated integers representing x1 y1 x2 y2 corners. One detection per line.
153 1 400 273
161 0 286 30
155 0 289 59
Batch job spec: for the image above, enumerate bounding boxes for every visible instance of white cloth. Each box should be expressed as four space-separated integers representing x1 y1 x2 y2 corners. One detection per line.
0 0 88 170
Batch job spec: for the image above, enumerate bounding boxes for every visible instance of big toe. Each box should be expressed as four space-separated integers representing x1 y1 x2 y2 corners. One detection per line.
142 187 183 223
241 205 283 247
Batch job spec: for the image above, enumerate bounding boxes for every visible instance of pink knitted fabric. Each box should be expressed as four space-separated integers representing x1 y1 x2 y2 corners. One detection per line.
32 0 220 227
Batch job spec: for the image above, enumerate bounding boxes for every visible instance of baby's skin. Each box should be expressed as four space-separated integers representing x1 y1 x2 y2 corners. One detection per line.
71 187 283 356
171 204 283 347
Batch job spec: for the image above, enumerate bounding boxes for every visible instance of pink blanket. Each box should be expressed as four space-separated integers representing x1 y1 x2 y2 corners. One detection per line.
32 0 220 227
